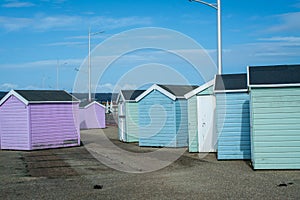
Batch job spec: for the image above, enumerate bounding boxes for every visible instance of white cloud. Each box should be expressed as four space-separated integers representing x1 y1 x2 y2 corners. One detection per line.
0 16 31 31
2 1 35 8
0 83 18 91
95 83 139 93
43 41 86 47
266 12 300 33
0 14 153 32
0 58 83 69
258 36 300 43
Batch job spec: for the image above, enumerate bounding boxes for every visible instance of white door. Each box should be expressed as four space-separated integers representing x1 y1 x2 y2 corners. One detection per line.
118 102 126 141
197 95 216 152
119 117 126 141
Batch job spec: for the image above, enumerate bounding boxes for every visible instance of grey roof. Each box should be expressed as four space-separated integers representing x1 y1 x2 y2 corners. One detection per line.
215 73 247 91
157 85 199 97
249 65 300 85
79 100 92 108
121 90 145 101
72 93 118 102
15 90 79 102
0 92 7 100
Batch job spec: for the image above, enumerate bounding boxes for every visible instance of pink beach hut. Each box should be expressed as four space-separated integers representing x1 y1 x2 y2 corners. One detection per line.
79 101 106 129
0 90 80 150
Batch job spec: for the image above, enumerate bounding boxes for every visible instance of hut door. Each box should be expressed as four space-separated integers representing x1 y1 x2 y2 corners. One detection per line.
197 95 216 152
119 117 126 141
118 102 126 141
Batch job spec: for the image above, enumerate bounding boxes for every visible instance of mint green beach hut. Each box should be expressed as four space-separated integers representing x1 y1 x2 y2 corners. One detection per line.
248 65 300 169
117 90 145 142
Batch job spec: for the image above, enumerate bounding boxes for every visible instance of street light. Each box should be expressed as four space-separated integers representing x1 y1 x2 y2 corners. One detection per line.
189 0 222 75
88 27 104 102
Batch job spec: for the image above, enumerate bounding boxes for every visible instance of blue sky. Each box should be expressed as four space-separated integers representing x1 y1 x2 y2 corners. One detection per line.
1 0 300 92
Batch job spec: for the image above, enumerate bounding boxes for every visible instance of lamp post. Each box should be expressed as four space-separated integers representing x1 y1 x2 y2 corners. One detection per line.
189 0 222 75
88 27 104 102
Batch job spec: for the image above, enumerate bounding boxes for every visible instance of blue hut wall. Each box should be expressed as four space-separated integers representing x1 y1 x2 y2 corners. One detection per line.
216 92 251 160
250 87 300 169
175 99 188 147
138 90 188 147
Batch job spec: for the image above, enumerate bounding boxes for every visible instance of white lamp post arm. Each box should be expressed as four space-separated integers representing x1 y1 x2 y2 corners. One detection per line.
189 0 217 9
189 0 222 75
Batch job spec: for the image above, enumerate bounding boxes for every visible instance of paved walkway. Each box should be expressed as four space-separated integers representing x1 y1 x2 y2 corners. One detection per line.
0 126 299 199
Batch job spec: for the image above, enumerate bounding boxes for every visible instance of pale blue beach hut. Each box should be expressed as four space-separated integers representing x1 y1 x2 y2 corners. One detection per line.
214 73 251 160
248 65 300 169
136 84 197 147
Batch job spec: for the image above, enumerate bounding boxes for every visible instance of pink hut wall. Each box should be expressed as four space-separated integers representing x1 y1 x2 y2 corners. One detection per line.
0 96 30 150
29 103 80 150
79 103 105 129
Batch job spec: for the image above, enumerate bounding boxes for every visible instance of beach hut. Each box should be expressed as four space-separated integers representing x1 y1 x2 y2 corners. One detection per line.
0 90 80 150
79 101 106 129
117 90 145 142
136 84 197 147
248 65 300 169
214 73 251 160
184 79 216 153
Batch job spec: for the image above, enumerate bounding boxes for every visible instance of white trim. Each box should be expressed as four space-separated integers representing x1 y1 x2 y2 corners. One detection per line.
0 90 80 106
214 89 248 93
116 91 124 104
28 101 80 104
81 101 105 109
246 66 250 87
249 83 300 88
212 74 217 91
136 84 176 102
184 79 215 99
0 90 29 106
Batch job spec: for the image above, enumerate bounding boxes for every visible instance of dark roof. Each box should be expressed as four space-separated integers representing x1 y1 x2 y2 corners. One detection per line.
15 90 78 102
0 91 8 100
121 90 145 101
249 65 300 85
79 100 91 108
72 93 118 102
157 85 198 97
215 73 247 91
95 93 118 102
